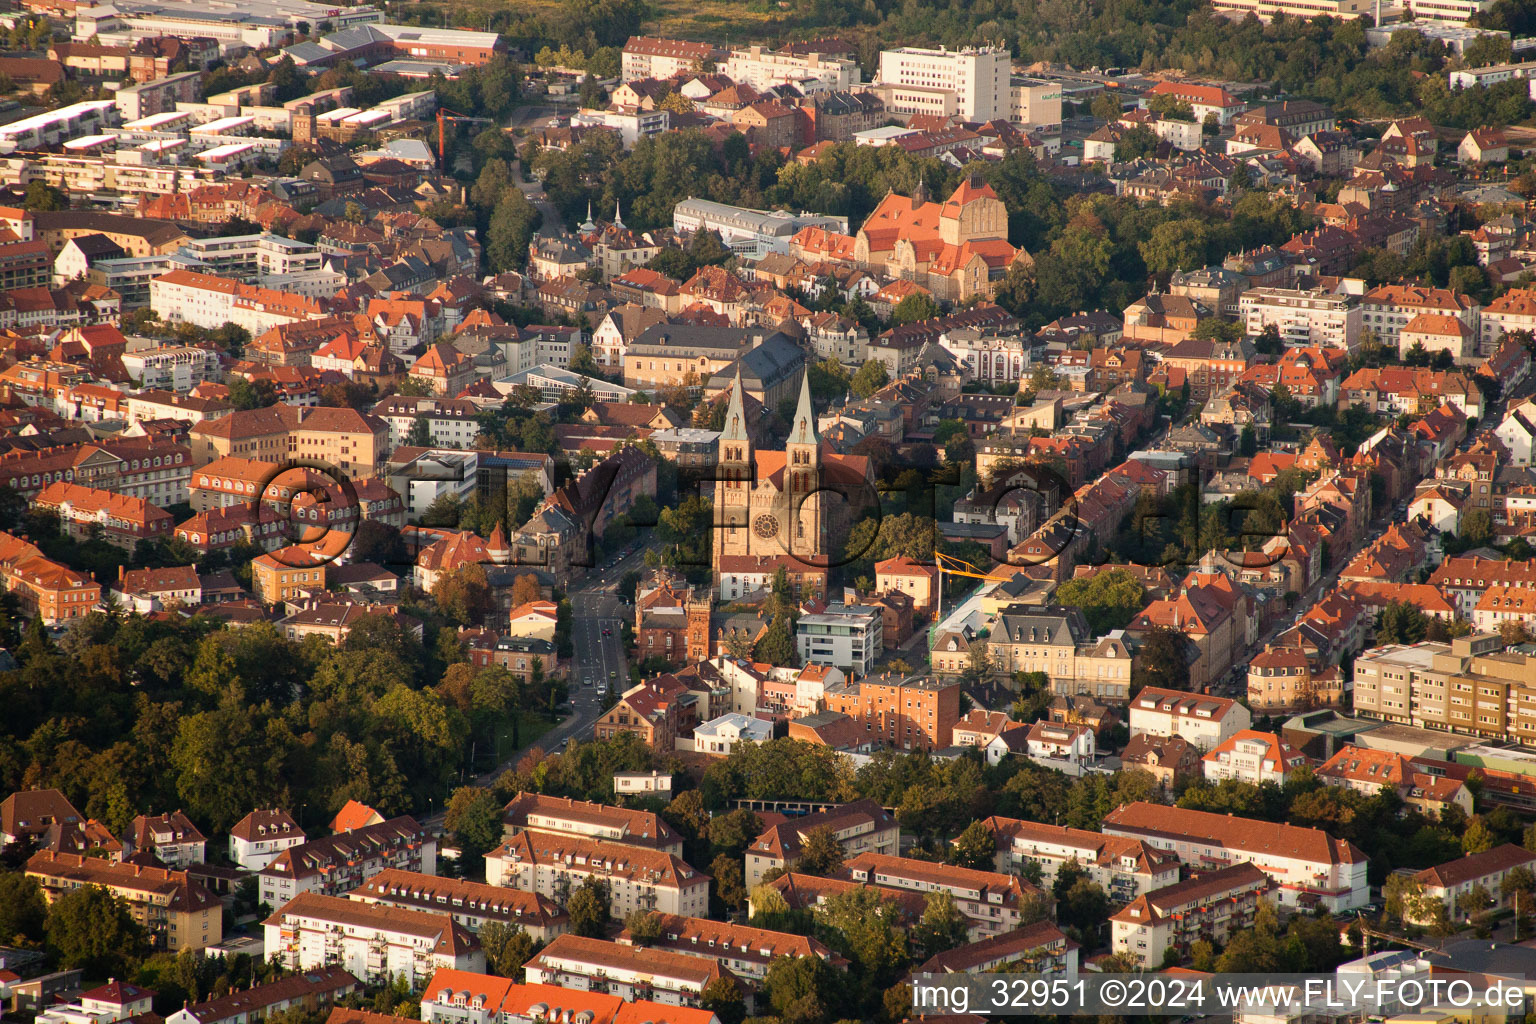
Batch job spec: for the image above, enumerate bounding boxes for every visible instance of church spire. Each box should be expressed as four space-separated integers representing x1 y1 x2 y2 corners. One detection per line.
790 369 817 448
580 201 596 234
614 201 624 229
720 364 749 444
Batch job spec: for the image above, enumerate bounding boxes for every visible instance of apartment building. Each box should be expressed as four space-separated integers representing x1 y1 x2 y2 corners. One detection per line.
1480 286 1536 356
501 793 683 856
1102 802 1369 911
0 438 192 505
190 456 278 512
915 919 1078 976
617 913 840 985
1240 285 1363 351
125 810 206 868
188 405 388 478
621 36 725 81
251 546 331 605
352 869 568 941
149 269 324 336
0 532 102 624
1411 844 1536 922
523 935 721 1007
1201 729 1308 786
263 893 482 986
228 809 305 871
1314 744 1473 818
257 816 435 909
839 852 1039 941
164 968 359 1024
34 481 172 551
26 850 223 951
1128 687 1253 751
875 46 1010 121
121 344 224 390
1428 556 1536 617
1350 633 1536 744
744 799 900 886
484 833 710 921
1110 862 1274 967
1360 283 1479 349
973 816 1181 902
720 45 860 90
374 397 482 450
823 674 962 751
796 604 883 677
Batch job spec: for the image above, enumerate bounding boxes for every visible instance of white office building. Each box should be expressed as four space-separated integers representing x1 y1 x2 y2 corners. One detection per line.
796 604 883 678
876 46 1010 122
720 45 861 91
673 198 849 259
1240 286 1364 351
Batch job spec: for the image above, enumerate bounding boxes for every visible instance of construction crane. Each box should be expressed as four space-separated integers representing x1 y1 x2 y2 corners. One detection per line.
933 550 1018 626
436 107 495 173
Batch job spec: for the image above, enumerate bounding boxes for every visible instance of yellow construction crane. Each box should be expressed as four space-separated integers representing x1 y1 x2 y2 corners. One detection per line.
934 551 1018 624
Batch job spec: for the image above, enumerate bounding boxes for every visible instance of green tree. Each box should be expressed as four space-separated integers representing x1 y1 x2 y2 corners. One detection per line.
796 825 844 876
479 921 538 979
22 180 66 211
949 820 996 871
624 908 664 943
700 977 747 1024
850 360 890 399
566 877 610 936
1131 625 1190 692
891 292 941 325
1376 601 1428 645
406 415 433 448
814 887 909 988
486 189 542 272
45 884 148 977
0 871 46 944
753 611 797 666
911 890 970 959
1053 568 1148 635
444 786 503 867
1464 817 1496 855
1461 508 1494 547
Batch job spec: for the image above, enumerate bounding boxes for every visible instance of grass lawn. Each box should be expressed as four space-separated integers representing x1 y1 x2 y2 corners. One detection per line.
445 0 789 44
488 711 556 768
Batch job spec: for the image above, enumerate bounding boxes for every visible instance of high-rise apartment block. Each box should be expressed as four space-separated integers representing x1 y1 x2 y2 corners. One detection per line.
875 46 1010 122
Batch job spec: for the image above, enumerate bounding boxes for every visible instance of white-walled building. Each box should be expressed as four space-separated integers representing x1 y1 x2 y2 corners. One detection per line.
263 893 483 985
228 809 305 871
971 815 1181 902
796 604 883 678
1025 720 1096 768
502 792 684 856
484 833 709 920
1240 286 1363 351
1103 802 1369 912
690 712 773 754
1128 686 1252 751
352 869 568 940
876 45 1010 121
257 816 435 910
523 935 722 1007
121 345 225 391
1110 862 1274 967
1202 729 1308 786
720 46 860 90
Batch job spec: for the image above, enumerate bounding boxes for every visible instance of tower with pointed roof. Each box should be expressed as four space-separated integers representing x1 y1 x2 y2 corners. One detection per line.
713 368 755 574
784 370 823 560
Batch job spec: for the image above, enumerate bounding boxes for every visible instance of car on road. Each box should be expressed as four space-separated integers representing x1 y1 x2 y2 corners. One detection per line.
602 626 611 636
609 670 617 680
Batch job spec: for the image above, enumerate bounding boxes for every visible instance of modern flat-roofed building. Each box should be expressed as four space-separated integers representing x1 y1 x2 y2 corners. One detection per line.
875 45 1009 121
1102 802 1368 911
796 604 883 678
673 199 848 260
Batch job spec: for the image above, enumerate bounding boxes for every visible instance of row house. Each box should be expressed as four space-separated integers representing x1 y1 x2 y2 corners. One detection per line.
1428 555 1536 618
1360 282 1479 349
257 815 435 909
915 919 1078 976
1338 366 1482 419
839 852 1042 941
523 935 721 1008
420 973 706 1024
744 799 899 886
972 816 1180 903
26 850 222 952
353 868 568 941
616 913 840 987
502 792 683 857
34 481 172 550
1110 862 1273 967
0 531 101 624
483 832 710 921
1315 744 1471 820
0 438 191 505
1411 845 1536 923
263 893 482 987
164 967 358 1024
1102 802 1369 911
